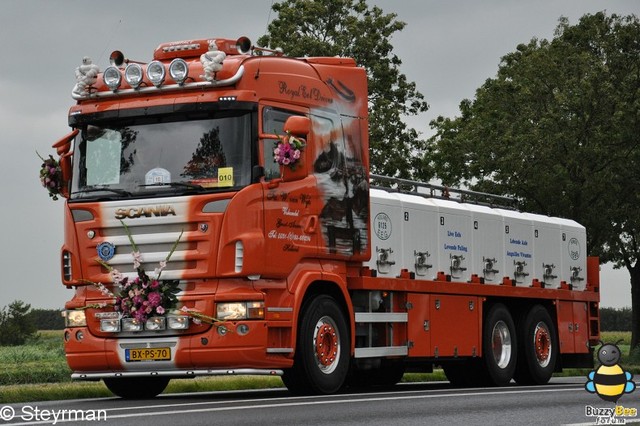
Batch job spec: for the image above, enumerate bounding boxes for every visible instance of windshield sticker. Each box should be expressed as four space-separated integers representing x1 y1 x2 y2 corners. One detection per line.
217 167 234 187
145 168 171 185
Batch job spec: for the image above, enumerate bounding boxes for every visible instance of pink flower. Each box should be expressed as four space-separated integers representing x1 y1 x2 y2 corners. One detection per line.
292 150 301 159
147 291 162 308
132 251 142 268
156 306 165 315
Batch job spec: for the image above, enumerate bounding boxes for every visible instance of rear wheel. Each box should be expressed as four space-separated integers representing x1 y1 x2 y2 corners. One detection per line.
482 304 517 386
282 295 350 395
103 377 170 399
513 305 557 385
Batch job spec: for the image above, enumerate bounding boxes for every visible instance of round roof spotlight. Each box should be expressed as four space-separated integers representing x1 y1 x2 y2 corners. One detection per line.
169 58 189 85
103 66 122 92
146 61 166 87
124 63 143 89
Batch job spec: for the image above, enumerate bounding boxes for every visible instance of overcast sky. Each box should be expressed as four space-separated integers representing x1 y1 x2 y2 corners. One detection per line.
0 0 637 310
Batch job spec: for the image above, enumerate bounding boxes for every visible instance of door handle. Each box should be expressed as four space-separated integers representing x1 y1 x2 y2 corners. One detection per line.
304 215 318 234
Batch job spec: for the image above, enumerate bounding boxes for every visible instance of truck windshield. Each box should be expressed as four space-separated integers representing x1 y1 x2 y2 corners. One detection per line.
71 112 252 200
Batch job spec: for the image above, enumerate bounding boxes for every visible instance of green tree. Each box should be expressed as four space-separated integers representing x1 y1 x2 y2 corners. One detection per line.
258 0 429 178
424 12 640 350
0 300 38 346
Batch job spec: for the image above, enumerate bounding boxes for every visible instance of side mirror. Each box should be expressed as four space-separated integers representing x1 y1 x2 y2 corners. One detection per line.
283 116 310 137
52 129 78 199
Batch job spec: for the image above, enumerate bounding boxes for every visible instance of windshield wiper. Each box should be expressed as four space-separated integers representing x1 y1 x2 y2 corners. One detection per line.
138 182 206 192
72 187 133 198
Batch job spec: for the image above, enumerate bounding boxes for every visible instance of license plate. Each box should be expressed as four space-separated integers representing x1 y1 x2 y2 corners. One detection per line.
125 347 171 362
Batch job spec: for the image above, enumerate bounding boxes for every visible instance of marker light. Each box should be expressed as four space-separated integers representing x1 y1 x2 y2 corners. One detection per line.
169 58 189 85
103 66 122 91
146 60 166 87
124 63 143 89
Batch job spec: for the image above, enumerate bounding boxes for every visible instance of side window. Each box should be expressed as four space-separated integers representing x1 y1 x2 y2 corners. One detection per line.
261 107 303 180
263 107 296 136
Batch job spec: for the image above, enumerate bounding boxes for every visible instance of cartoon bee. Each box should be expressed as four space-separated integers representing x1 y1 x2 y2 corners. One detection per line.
585 340 636 403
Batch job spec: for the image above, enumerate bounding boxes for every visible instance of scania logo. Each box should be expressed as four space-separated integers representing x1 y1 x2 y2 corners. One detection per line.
115 205 177 219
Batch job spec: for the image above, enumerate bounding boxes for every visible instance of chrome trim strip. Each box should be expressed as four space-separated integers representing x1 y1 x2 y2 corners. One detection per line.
355 312 408 323
354 346 408 358
267 307 294 312
72 367 283 380
266 348 294 353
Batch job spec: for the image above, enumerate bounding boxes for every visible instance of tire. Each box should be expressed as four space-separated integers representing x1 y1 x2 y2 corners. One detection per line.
283 295 350 395
103 377 170 399
513 305 557 385
482 303 517 386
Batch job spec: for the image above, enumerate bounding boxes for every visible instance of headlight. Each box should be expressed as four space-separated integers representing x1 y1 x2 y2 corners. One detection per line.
145 317 166 331
103 66 122 91
169 58 189 85
167 315 189 330
64 310 86 327
217 301 264 320
124 63 143 89
100 318 121 332
146 60 165 87
122 318 143 332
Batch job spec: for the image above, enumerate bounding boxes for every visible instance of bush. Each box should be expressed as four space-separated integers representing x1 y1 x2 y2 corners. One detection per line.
0 301 38 346
599 307 632 332
27 309 65 330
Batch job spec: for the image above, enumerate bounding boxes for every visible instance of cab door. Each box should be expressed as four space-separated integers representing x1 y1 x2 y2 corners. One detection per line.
259 104 321 277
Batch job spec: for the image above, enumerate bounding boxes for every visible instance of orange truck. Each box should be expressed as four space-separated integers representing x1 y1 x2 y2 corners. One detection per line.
52 36 600 398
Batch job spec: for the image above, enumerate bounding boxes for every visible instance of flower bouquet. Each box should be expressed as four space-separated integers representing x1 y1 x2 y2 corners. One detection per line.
273 131 305 169
37 152 63 200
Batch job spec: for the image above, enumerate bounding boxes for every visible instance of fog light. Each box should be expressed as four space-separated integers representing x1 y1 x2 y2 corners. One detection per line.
145 317 166 331
167 315 189 330
64 331 71 342
100 318 121 332
217 325 228 336
122 318 143 332
237 324 249 335
75 330 84 341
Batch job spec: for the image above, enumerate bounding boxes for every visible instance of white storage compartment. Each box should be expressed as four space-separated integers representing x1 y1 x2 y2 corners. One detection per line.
525 213 562 288
556 217 588 290
367 189 403 276
467 204 504 284
497 209 534 286
398 193 439 280
432 199 473 282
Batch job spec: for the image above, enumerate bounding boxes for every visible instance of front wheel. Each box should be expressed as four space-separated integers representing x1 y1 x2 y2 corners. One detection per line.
103 377 170 399
283 295 350 395
513 305 557 385
482 303 517 386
